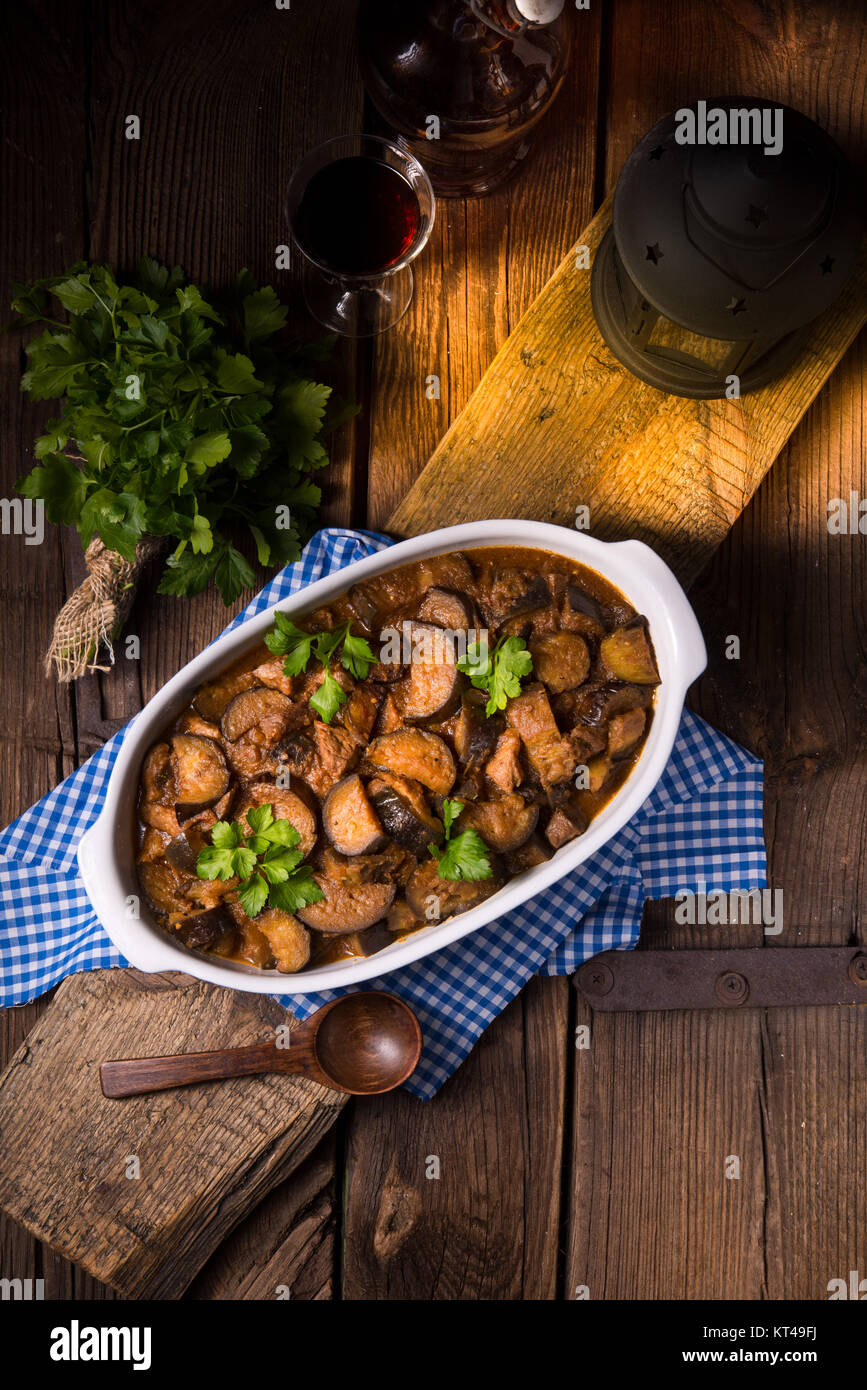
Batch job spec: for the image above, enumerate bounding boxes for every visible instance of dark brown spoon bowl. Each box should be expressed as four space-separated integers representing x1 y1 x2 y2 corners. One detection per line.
313 991 422 1093
100 991 423 1099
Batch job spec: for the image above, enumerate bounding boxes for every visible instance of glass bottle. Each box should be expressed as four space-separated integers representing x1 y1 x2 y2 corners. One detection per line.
357 0 570 197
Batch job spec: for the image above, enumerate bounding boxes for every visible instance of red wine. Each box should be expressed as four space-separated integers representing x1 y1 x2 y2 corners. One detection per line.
295 156 421 275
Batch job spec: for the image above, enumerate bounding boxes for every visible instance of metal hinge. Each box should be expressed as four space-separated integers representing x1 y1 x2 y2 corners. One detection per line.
573 947 867 1011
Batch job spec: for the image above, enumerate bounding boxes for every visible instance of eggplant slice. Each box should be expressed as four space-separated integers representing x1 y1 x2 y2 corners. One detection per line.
170 734 230 807
397 622 462 724
368 774 441 855
405 859 500 922
297 878 396 935
323 775 387 856
599 619 660 685
236 780 318 859
221 686 294 744
367 728 456 796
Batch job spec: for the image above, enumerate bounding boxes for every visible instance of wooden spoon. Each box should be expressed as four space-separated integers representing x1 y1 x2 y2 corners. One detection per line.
99 991 422 1099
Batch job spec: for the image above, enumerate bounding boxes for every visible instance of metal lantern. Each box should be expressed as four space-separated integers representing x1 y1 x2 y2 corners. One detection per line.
591 98 865 398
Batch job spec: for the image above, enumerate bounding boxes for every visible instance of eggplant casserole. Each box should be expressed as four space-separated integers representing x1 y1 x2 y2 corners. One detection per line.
136 547 661 973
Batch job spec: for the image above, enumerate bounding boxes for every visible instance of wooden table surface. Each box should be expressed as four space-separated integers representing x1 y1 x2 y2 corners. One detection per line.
1 0 865 1301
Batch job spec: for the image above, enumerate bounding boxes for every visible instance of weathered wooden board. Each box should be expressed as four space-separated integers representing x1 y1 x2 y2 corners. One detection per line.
388 196 867 586
0 969 346 1299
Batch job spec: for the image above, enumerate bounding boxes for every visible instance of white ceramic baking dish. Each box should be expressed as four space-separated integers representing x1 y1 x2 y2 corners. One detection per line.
78 520 706 993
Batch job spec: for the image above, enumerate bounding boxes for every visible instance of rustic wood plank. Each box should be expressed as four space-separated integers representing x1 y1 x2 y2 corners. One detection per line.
0 0 366 1299
0 0 90 1297
386 196 867 586
0 970 347 1299
186 1132 339 1301
83 0 364 732
565 0 867 1302
344 8 603 1300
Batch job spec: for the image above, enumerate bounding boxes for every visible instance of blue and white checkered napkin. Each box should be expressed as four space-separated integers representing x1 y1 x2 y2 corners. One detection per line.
0 528 766 1099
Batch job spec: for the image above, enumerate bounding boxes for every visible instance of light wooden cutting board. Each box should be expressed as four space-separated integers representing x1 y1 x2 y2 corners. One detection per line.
388 196 867 584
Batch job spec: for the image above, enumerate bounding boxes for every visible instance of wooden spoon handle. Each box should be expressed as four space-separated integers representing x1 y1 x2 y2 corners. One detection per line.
100 1040 291 1098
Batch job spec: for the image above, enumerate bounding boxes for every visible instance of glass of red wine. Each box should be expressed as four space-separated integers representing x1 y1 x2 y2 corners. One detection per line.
286 134 435 337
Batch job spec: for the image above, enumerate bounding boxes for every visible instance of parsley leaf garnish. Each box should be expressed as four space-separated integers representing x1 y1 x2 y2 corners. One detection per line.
264 616 375 724
11 259 349 606
196 802 322 919
457 635 533 717
428 798 494 883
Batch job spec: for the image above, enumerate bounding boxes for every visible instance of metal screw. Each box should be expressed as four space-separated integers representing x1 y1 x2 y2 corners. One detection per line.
715 970 750 1006
578 960 614 997
847 953 867 986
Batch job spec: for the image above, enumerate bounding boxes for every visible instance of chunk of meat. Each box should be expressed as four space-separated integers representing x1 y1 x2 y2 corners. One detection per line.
484 728 524 792
323 775 386 856
457 793 539 853
252 655 296 697
416 552 475 593
193 649 263 720
341 684 382 743
599 619 660 685
228 905 273 968
505 684 577 788
367 728 456 796
405 859 500 922
567 724 609 763
529 631 590 694
386 898 426 935
545 802 588 849
278 723 361 798
608 706 647 758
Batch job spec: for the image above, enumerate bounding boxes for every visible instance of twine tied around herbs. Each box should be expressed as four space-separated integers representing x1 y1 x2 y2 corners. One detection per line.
45 536 164 682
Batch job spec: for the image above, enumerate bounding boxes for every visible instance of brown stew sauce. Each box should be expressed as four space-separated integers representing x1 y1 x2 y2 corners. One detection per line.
135 547 660 973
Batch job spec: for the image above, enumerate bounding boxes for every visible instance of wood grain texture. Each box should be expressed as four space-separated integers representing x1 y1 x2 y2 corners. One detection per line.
340 8 604 1302
565 0 867 1303
0 0 89 1299
0 970 346 1299
386 197 867 587
1 0 364 1299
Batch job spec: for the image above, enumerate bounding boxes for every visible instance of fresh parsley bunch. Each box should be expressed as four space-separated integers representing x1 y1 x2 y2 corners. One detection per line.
264 614 375 723
457 635 533 716
428 798 493 882
196 803 323 919
12 257 342 604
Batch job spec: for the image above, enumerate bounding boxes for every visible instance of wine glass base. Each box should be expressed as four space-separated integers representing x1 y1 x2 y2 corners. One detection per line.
302 262 414 338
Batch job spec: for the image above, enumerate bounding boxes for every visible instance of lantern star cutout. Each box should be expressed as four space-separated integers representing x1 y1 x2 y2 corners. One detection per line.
745 204 768 228
645 242 663 264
